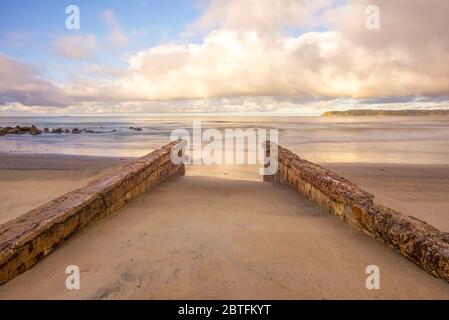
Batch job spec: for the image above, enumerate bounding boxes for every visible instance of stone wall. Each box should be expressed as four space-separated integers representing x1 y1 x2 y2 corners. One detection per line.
267 142 449 282
1 140 448 286
0 141 185 286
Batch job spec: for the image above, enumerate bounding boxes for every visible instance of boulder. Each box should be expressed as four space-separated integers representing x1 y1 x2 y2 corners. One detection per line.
2 127 13 135
0 125 43 135
29 125 42 135
14 126 26 134
72 128 81 134
51 128 64 134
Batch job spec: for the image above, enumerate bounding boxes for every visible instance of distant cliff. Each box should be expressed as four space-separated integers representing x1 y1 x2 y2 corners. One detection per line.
321 109 449 117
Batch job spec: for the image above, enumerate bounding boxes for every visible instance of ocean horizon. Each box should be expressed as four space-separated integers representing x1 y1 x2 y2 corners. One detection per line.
1 115 449 164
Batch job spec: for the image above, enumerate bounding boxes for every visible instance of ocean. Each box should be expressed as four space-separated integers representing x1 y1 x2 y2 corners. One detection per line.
1 115 449 164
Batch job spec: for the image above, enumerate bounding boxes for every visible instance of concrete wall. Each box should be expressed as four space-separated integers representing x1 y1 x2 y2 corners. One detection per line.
267 143 449 282
0 141 185 286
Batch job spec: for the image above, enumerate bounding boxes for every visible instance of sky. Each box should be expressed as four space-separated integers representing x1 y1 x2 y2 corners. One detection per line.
0 0 449 116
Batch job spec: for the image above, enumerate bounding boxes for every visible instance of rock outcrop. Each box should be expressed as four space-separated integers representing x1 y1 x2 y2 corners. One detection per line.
51 128 64 134
0 126 42 135
1 125 137 135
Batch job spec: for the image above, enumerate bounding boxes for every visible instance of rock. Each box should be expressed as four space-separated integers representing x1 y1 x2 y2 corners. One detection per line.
21 126 32 134
130 127 143 131
14 126 26 134
0 125 44 135
29 125 42 135
0 125 116 136
51 128 64 134
2 127 13 135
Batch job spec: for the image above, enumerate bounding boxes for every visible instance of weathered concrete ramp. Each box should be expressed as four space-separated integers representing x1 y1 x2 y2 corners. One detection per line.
0 141 185 286
0 165 448 299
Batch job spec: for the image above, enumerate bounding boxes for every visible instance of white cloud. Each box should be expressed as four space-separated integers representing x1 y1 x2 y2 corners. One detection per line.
2 0 449 112
99 0 449 102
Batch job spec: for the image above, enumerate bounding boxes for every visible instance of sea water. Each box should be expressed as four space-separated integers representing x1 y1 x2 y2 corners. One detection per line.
0 115 448 164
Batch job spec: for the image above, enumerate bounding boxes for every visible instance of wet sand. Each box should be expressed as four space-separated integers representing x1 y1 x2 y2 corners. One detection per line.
0 154 449 299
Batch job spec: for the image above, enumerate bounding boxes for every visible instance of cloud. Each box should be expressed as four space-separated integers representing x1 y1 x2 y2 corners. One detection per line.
52 10 127 61
109 30 337 100
53 34 100 60
187 0 331 36
2 95 447 116
320 0 449 97
326 0 449 51
101 9 128 48
2 0 449 112
0 53 73 107
103 0 449 102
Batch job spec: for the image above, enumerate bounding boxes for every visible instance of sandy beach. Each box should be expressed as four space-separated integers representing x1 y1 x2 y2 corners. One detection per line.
2 0 449 306
0 153 133 225
0 153 448 299
325 163 449 232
